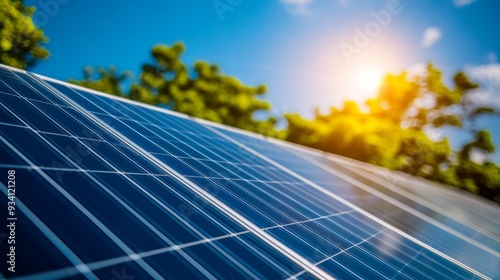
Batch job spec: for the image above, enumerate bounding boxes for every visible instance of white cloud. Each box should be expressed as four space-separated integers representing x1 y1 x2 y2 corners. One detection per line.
424 127 445 141
279 0 350 15
279 0 314 16
405 62 500 109
470 148 487 164
465 63 500 108
422 27 442 48
407 62 427 78
338 0 350 6
473 89 500 109
453 0 477 7
467 63 500 87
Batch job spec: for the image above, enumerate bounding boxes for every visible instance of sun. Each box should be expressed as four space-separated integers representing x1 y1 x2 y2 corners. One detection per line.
355 68 383 93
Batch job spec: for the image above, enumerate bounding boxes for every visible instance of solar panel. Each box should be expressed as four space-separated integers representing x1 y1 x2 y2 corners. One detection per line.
0 63 498 279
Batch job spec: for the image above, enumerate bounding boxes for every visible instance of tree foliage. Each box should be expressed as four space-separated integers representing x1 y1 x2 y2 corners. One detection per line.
0 0 49 69
69 66 131 97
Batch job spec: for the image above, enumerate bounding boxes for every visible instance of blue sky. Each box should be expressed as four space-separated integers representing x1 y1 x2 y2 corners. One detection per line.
25 0 500 162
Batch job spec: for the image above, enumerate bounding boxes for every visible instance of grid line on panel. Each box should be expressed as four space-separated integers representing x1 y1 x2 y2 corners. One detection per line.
339 161 500 242
272 145 497 264
0 133 164 279
0 181 97 280
284 137 500 231
201 122 491 280
0 80 69 135
0 120 27 130
27 73 335 280
191 174 426 277
16 209 358 280
202 176 342 223
391 247 427 280
0 162 347 189
285 146 500 254
200 175 450 278
0 163 150 176
3 74 157 176
190 167 344 221
291 229 389 280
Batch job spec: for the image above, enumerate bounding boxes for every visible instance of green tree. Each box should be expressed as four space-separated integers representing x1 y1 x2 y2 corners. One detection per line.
0 0 49 69
442 130 500 201
366 64 495 130
69 66 131 97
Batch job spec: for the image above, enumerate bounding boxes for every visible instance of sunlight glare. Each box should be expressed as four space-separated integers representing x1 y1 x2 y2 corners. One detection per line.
356 68 383 94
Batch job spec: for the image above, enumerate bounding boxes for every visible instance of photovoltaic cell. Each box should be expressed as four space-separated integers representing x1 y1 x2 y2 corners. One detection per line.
0 64 498 279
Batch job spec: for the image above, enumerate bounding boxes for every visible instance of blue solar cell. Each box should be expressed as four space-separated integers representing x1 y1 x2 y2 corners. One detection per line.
140 250 216 279
317 259 365 280
41 172 177 253
0 182 77 277
0 93 67 134
16 73 69 106
79 139 163 174
105 173 243 241
86 263 151 280
41 134 113 172
314 159 500 250
8 169 129 262
45 82 108 114
0 125 74 169
0 97 23 126
332 252 389 280
213 237 290 279
60 107 111 139
0 133 27 166
32 102 102 140
0 75 55 104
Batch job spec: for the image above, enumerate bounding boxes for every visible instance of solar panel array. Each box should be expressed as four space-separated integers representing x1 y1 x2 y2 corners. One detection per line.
0 63 498 279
